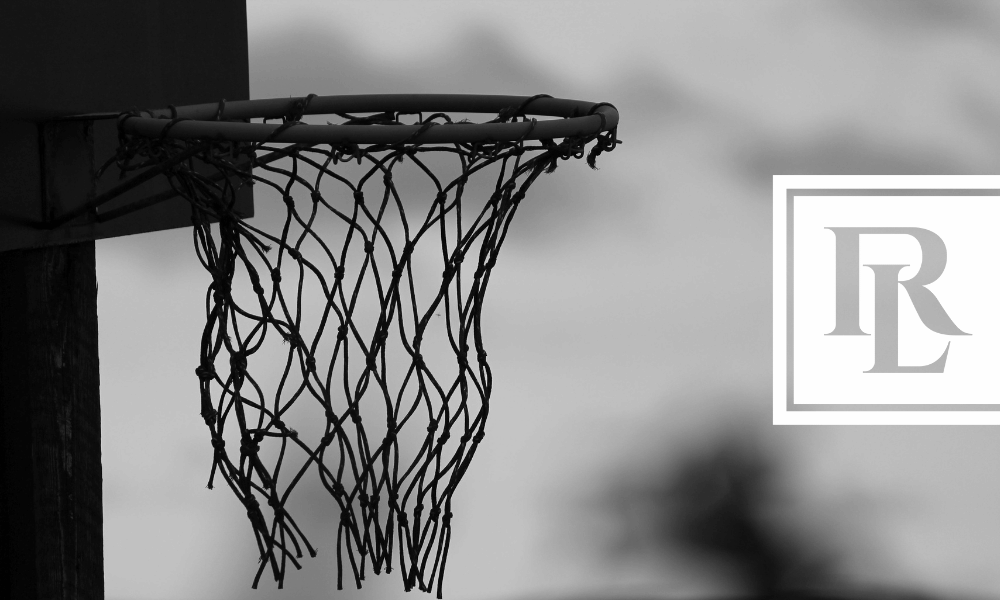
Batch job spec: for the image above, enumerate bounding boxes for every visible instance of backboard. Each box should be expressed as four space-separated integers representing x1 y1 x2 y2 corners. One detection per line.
0 1 253 251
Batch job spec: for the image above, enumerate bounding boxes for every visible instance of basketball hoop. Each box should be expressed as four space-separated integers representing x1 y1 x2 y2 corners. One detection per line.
109 93 619 596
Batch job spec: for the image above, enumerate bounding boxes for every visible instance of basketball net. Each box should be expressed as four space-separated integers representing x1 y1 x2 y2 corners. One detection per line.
111 95 619 596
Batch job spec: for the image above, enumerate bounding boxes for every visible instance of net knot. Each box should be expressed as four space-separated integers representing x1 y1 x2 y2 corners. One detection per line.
211 436 226 450
282 331 300 348
429 506 441 521
212 286 228 305
276 421 299 441
353 190 364 204
364 240 375 254
240 436 260 455
443 511 453 525
413 353 424 368
477 350 488 362
305 355 317 373
359 492 369 507
334 266 345 281
311 191 323 204
398 512 408 526
332 481 345 496
587 125 620 169
388 492 399 510
496 106 519 122
286 94 316 123
414 505 424 519
437 431 450 446
201 405 218 426
283 194 294 207
195 362 216 381
287 247 301 261
337 324 348 341
473 431 485 444
321 431 335 446
340 510 353 525
350 408 362 424
435 191 447 204
230 353 248 374
271 268 281 283
427 420 438 434
248 271 264 296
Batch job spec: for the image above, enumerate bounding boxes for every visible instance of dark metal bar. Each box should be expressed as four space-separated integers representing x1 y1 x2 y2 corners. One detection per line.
93 144 308 225
138 94 611 121
43 142 206 230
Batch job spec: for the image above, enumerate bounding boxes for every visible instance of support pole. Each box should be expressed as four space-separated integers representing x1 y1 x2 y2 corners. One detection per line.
0 242 103 600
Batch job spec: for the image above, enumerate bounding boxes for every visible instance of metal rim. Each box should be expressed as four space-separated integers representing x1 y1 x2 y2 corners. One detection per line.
119 94 619 145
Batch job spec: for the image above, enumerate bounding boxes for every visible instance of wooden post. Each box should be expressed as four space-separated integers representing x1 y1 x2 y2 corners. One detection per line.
0 242 103 600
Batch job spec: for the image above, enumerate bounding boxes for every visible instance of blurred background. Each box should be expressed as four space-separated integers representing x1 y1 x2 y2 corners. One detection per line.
97 1 1000 599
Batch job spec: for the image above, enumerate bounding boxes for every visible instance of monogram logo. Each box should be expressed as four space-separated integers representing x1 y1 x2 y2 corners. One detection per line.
826 227 969 373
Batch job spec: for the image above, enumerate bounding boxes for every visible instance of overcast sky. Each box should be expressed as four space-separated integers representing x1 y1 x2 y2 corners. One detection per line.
98 2 1000 599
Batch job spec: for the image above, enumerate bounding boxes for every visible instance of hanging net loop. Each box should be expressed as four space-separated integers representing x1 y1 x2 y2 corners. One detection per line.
112 94 619 597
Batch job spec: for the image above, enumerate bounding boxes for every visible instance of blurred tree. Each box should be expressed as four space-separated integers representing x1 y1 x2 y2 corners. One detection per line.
604 429 844 598
663 439 835 597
